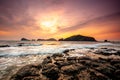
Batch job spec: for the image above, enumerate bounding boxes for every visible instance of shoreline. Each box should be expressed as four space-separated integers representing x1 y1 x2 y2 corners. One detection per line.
8 47 120 80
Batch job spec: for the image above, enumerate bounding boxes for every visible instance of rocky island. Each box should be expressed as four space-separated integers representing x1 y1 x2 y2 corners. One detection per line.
59 35 96 41
21 38 30 41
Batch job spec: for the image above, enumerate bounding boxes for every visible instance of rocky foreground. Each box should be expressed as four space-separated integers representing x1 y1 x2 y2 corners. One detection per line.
10 48 120 80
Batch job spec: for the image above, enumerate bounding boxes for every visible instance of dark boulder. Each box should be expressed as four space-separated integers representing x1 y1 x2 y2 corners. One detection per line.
42 56 52 64
90 72 109 80
114 70 120 79
67 57 77 61
110 59 120 65
61 63 86 75
42 63 59 80
54 61 71 69
95 65 115 79
63 49 70 54
117 50 120 55
52 53 64 58
10 65 40 80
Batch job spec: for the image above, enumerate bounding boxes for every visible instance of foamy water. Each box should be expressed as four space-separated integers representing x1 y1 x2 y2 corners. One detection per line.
0 41 114 57
0 41 119 79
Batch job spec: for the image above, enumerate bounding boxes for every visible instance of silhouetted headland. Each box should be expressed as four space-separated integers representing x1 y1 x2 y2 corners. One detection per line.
21 35 96 41
59 35 96 41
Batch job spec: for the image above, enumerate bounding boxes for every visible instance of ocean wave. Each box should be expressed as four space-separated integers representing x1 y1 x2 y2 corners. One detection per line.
17 43 42 47
0 43 42 48
0 42 114 57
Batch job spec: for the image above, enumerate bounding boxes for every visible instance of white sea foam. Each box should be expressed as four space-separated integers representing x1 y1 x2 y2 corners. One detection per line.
0 42 114 57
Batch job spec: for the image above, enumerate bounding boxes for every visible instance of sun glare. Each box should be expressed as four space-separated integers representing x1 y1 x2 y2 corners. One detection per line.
41 20 56 28
39 15 60 33
39 11 68 33
40 19 58 33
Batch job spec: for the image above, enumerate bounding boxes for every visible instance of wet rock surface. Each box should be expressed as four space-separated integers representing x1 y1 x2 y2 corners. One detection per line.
10 49 120 80
93 48 120 56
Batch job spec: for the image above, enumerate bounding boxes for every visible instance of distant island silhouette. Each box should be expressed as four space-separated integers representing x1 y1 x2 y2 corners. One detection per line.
59 35 96 41
21 35 96 41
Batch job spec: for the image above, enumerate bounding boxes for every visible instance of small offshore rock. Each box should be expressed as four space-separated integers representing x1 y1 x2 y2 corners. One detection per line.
0 45 10 47
63 49 70 54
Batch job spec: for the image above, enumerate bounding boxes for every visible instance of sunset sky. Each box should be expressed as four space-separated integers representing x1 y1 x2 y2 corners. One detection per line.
0 0 120 41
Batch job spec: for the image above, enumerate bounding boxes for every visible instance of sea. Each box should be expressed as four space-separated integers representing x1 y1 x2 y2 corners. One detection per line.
0 41 120 79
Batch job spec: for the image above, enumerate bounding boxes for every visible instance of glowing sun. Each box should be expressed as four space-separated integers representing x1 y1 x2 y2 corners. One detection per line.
40 16 60 33
41 20 56 28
